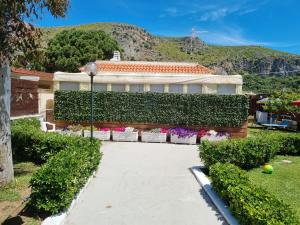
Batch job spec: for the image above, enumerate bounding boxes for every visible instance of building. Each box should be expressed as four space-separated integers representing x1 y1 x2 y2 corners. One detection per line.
12 68 54 118
54 60 243 95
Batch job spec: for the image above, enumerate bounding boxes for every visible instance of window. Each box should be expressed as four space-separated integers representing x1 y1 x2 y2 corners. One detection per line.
187 84 202 94
59 82 79 91
129 84 144 93
169 84 183 93
94 83 107 92
217 84 236 95
111 84 125 92
150 84 164 93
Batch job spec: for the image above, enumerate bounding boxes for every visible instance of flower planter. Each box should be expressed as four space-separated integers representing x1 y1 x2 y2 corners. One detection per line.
201 136 228 142
112 131 138 142
170 134 197 144
141 132 167 143
84 130 111 141
68 130 82 136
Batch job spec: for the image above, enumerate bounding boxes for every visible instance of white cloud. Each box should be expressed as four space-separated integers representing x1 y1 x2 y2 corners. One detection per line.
200 26 270 46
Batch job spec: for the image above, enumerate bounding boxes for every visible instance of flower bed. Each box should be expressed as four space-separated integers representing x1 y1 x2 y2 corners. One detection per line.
141 128 168 143
200 130 229 142
169 128 197 144
112 127 138 142
84 127 111 140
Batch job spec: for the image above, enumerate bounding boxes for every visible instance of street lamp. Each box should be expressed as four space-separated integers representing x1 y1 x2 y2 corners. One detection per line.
85 62 98 141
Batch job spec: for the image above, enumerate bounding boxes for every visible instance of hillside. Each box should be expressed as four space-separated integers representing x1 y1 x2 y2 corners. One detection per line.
42 22 300 75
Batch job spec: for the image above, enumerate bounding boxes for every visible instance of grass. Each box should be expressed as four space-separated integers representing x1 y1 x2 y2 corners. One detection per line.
0 162 41 224
248 155 300 223
247 127 295 137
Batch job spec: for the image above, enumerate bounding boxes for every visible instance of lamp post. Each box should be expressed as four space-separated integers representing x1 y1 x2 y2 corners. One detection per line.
85 62 98 142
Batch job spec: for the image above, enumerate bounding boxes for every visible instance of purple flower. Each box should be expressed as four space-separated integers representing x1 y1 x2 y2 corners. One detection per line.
169 128 197 138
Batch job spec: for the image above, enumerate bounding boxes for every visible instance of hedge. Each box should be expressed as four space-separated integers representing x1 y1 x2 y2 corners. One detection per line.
11 118 102 214
199 133 300 169
11 118 87 164
210 163 298 225
54 91 249 127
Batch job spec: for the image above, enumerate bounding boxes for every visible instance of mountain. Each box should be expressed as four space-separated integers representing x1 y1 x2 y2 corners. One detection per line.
42 22 300 75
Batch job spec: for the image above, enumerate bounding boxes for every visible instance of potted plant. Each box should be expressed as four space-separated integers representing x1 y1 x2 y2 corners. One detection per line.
169 127 197 144
141 128 168 143
112 127 138 142
67 124 83 136
83 126 111 140
200 130 229 142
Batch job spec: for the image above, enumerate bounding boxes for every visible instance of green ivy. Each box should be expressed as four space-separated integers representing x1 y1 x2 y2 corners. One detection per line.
54 91 249 127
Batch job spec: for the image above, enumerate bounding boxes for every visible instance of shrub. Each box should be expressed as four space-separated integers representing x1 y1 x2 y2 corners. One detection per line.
210 163 298 225
11 118 102 214
270 133 300 156
199 137 280 169
29 141 101 214
54 91 249 127
11 119 89 164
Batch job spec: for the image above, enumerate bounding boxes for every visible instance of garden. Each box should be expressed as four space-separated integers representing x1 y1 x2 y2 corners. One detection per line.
0 118 102 224
199 128 300 225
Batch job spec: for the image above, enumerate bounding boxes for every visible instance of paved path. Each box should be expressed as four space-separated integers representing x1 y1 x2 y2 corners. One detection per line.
65 142 226 225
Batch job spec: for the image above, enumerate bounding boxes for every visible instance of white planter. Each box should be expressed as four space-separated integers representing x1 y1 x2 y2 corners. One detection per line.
68 130 82 136
141 132 167 143
170 134 197 145
201 136 228 142
84 130 111 141
112 131 138 142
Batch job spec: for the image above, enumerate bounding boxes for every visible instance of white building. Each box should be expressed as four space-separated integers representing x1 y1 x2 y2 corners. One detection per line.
54 60 243 95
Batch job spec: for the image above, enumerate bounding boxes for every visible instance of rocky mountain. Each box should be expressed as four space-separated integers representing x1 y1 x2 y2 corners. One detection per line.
42 23 300 75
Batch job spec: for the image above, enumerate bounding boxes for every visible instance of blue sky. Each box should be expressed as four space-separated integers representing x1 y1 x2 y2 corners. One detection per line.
37 0 300 54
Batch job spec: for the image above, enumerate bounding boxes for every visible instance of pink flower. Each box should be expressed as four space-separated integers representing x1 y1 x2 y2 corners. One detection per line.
198 129 207 137
99 128 110 131
113 127 125 132
160 128 169 134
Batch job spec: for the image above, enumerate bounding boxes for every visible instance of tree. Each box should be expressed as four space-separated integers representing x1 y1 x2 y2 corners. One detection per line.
46 29 122 72
263 92 300 118
0 0 69 185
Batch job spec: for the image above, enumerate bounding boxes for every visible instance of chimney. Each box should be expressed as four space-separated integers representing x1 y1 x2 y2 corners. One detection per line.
110 51 121 61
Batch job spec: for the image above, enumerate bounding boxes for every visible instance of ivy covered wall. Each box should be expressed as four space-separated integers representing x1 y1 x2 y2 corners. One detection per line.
54 91 249 127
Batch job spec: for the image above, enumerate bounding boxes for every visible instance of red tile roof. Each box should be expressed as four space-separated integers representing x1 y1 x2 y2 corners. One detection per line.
80 61 212 74
12 68 53 80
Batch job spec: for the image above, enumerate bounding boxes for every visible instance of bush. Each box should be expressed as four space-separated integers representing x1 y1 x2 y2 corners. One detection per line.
270 133 300 156
11 118 89 164
11 118 102 214
29 141 101 213
54 91 249 127
210 163 298 225
199 137 280 169
199 132 300 170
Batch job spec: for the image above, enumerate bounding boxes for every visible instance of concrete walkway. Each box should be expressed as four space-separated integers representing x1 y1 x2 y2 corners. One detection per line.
64 142 226 225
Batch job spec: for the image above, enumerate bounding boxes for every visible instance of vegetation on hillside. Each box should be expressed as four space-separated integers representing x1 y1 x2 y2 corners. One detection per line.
243 74 300 93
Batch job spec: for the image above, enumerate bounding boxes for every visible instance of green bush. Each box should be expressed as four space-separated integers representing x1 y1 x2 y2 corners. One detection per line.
199 137 280 169
270 133 300 156
199 132 300 170
11 118 88 164
11 118 102 214
210 163 298 225
54 91 249 127
29 141 101 214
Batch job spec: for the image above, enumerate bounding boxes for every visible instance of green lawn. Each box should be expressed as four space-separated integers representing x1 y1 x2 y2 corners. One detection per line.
248 155 300 223
247 127 294 138
0 162 41 224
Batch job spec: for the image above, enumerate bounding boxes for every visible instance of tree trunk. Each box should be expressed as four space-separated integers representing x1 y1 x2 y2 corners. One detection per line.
0 61 14 185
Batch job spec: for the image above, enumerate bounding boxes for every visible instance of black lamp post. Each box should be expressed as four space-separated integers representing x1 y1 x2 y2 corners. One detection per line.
85 62 98 142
